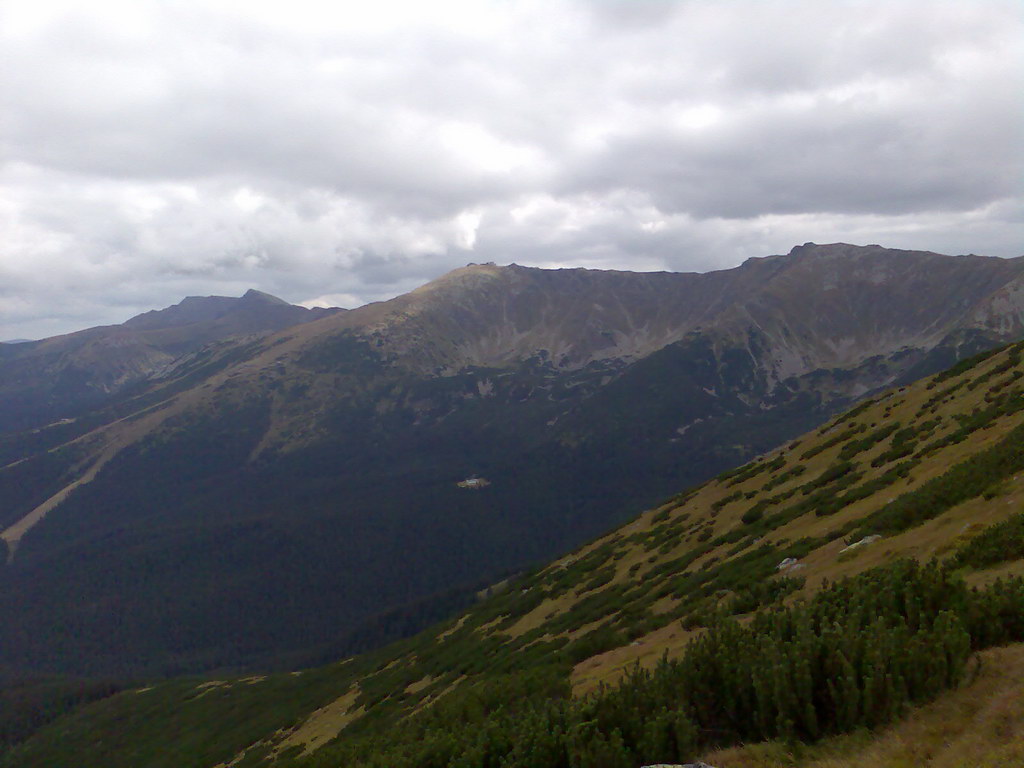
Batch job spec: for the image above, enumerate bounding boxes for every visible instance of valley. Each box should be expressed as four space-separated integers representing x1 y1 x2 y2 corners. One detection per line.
3 245 1024 681
3 0 1019 764
2 271 1024 766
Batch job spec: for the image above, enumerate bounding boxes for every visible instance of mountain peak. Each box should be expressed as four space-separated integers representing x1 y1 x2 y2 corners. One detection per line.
124 290 297 331
241 289 290 305
741 242 884 268
786 241 887 258
408 262 508 298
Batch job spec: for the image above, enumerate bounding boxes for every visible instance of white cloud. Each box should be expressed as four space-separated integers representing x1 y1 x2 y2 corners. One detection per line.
0 0 1021 338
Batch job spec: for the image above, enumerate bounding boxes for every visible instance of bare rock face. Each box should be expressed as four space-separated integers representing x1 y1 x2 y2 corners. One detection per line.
240 243 1024 454
335 243 1024 378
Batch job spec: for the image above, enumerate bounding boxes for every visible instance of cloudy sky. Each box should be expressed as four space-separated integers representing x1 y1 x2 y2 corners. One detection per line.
1 0 1021 339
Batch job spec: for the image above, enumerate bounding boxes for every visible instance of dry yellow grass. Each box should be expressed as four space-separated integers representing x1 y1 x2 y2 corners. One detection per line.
499 592 581 639
213 685 366 767
407 674 467 716
272 686 363 757
404 675 439 695
571 622 701 696
435 614 468 641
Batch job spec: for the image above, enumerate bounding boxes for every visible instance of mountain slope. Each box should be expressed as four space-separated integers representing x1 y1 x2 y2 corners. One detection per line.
703 642 1024 767
0 289 338 433
3 244 1024 681
6 336 1024 767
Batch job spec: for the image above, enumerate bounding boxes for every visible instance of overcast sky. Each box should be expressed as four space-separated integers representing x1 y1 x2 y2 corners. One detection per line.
1 0 1022 339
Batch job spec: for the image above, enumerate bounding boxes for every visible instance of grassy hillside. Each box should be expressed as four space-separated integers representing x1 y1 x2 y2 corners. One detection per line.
7 340 1024 767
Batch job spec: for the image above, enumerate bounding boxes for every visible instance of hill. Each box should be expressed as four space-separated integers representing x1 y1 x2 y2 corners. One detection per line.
5 336 1024 767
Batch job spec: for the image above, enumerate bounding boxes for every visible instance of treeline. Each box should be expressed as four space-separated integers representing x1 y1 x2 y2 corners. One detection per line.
289 560 1024 768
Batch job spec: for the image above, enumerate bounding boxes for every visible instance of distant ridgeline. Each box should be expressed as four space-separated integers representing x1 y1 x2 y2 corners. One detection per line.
5 338 1024 766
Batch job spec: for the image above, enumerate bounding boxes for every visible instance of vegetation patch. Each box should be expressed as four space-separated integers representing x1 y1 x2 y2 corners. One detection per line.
931 344 1006 385
760 463 807 493
949 513 1024 571
800 424 865 460
836 422 900 461
722 455 786 488
241 561 1024 768
863 419 1024 536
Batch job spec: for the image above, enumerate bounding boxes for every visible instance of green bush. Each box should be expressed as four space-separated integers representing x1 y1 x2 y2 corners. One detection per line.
949 513 1024 570
800 425 866 460
283 561 1023 768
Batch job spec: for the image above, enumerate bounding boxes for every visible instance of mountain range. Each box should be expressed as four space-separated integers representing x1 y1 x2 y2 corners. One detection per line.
3 242 1024 680
5 321 1024 767
0 288 338 434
